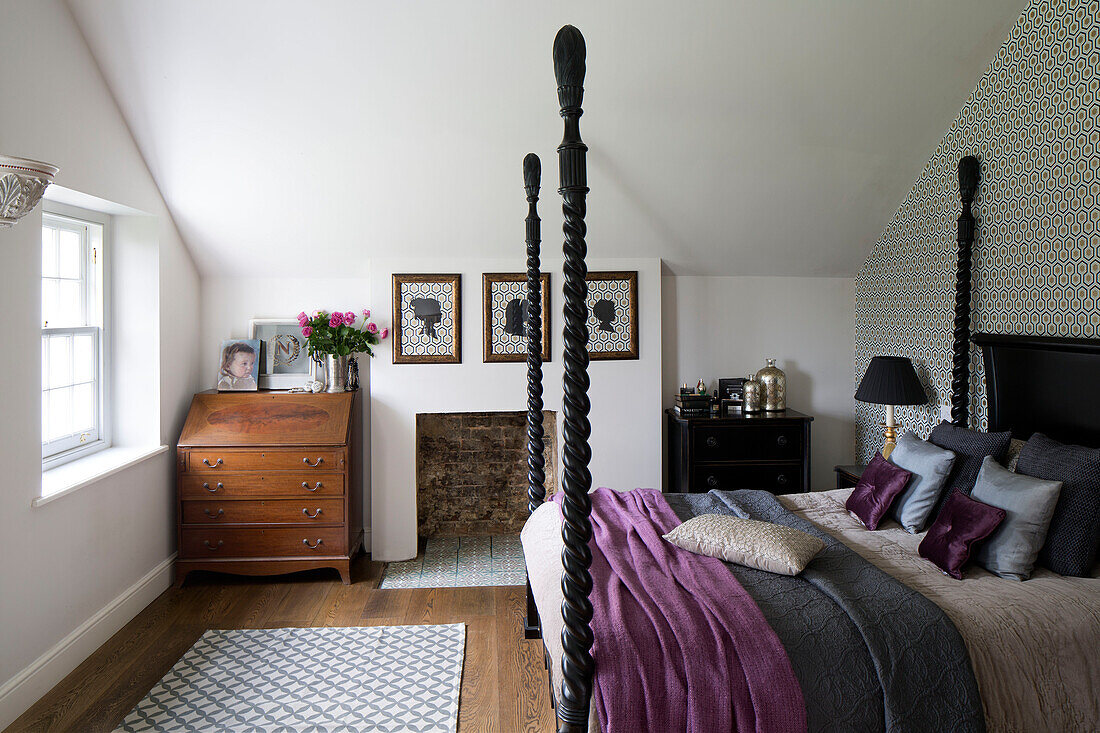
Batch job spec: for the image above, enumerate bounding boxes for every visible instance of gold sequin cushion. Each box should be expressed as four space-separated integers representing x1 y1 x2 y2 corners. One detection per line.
663 514 825 576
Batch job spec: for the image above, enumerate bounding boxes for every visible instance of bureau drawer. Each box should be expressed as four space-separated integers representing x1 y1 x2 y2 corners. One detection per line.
693 464 804 493
180 527 347 558
186 449 343 472
180 473 344 498
181 499 345 525
692 425 802 462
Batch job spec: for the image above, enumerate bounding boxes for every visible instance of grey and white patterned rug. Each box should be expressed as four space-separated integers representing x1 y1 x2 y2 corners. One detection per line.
115 624 465 732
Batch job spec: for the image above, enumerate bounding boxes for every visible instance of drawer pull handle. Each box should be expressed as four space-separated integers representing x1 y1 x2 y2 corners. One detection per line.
302 508 323 519
203 508 224 519
776 474 789 486
202 482 224 493
705 436 718 448
202 458 223 468
302 457 324 467
203 540 224 551
303 538 323 550
302 482 323 492
706 475 719 488
776 435 789 447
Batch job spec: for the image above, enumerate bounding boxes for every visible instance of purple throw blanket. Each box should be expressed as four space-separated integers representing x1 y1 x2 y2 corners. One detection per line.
555 488 805 733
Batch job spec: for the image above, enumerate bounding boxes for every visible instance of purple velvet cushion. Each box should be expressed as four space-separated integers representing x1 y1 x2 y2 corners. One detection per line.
919 490 1006 579
845 452 912 530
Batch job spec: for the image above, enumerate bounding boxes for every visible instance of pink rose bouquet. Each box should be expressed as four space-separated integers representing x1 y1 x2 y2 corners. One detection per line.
298 308 389 357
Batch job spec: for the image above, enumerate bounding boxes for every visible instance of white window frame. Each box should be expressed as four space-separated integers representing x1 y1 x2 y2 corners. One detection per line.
41 204 111 469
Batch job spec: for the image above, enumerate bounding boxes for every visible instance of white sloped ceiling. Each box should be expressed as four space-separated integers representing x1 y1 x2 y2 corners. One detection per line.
66 0 1026 277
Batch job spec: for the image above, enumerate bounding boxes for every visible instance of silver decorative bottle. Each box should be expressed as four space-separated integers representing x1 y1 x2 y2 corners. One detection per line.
756 358 786 411
742 373 763 413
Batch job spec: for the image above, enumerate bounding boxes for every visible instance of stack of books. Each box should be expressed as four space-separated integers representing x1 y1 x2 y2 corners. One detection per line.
674 393 711 417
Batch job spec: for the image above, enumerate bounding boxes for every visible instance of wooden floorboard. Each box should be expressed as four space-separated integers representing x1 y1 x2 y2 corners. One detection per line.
5 555 555 733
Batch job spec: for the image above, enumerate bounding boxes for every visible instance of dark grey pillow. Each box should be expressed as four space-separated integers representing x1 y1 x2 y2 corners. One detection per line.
1017 433 1100 577
888 431 956 533
971 456 1062 580
928 421 1013 519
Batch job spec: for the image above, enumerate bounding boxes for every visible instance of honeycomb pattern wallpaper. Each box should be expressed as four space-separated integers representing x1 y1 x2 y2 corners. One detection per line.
855 0 1100 461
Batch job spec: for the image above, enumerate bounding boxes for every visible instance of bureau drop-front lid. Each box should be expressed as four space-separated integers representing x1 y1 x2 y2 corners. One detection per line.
178 392 354 446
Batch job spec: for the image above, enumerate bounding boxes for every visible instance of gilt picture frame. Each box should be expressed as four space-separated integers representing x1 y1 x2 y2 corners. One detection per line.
392 274 462 364
482 272 551 363
586 270 639 360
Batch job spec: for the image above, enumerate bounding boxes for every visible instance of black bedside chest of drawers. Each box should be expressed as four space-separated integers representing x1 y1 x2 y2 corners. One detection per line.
666 408 813 494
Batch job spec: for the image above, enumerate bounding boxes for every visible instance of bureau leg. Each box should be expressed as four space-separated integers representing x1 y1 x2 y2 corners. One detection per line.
337 563 351 585
173 566 188 588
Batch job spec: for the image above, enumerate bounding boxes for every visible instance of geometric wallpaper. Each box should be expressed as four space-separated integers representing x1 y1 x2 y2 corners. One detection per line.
855 0 1100 461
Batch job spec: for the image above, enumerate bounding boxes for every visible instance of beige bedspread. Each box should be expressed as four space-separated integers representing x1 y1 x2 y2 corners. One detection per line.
522 489 1100 732
780 489 1100 732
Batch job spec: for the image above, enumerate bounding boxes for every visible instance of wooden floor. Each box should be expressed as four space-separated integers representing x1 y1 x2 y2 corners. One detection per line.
7 555 555 732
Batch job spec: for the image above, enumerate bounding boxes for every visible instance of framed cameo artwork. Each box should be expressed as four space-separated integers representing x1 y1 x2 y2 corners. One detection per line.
482 272 551 363
248 318 311 390
392 274 461 364
586 271 638 360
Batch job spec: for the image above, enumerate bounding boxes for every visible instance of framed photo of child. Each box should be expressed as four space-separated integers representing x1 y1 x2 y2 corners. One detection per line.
217 339 260 391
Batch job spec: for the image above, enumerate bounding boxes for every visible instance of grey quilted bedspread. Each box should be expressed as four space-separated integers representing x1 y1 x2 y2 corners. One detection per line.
666 489 985 733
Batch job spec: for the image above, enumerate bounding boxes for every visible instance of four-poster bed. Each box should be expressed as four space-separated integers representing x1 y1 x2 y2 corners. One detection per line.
520 24 1100 733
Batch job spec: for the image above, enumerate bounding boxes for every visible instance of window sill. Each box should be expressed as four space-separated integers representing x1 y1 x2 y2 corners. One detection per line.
35 444 169 507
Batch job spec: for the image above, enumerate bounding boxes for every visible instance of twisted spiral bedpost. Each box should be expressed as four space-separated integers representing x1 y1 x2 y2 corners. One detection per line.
524 152 547 639
553 24 594 733
951 156 980 427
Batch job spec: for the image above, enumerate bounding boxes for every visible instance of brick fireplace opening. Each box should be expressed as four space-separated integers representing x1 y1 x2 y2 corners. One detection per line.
416 411 557 537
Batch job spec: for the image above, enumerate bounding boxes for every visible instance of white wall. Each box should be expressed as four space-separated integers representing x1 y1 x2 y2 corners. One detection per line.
200 257 663 561
0 1 201 726
662 276 855 490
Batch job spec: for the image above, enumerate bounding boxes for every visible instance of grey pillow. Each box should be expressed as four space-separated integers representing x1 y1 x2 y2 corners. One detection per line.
888 432 956 533
1017 433 1100 577
971 456 1062 580
928 421 1013 519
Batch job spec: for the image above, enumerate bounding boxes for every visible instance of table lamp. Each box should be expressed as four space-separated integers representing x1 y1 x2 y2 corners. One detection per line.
855 356 928 459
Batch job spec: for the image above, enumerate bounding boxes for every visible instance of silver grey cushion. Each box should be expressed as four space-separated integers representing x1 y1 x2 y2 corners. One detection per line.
662 514 824 576
971 456 1062 581
888 431 956 533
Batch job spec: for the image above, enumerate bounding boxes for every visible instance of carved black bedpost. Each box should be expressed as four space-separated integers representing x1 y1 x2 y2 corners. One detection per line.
524 152 546 639
951 156 980 427
553 24 594 733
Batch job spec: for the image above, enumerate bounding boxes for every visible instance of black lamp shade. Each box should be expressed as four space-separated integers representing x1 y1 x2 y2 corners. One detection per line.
855 356 927 406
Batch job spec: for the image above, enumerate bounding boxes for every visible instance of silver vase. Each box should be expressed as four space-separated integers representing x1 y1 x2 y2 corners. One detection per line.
756 358 786 411
324 354 349 393
742 374 763 413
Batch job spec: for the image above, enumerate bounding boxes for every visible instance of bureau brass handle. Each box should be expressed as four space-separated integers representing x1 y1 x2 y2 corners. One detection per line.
302 457 324 467
302 508 323 519
705 436 718 448
776 435 789 447
303 538 323 549
203 540 223 551
202 482 224 493
302 481 323 492
202 458 223 468
706 475 719 488
776 474 789 486
203 508 224 519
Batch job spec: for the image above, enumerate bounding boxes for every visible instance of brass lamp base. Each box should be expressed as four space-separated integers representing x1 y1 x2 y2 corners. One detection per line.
881 423 898 460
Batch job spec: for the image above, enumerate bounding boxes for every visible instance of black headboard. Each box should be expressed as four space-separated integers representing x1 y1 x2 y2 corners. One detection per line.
973 332 1100 447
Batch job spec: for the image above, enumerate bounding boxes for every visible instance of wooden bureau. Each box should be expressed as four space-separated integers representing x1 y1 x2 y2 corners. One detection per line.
666 408 813 494
175 391 363 585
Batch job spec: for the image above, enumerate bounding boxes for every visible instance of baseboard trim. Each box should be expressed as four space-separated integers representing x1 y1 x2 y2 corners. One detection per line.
0 553 176 730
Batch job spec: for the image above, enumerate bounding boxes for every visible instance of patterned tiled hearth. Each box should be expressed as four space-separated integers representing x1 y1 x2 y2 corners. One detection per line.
380 535 527 589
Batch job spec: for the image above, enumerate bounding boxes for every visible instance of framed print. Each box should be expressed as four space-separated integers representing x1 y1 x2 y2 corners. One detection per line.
248 318 311 390
482 272 551 363
586 270 638 360
393 274 461 364
217 338 260 391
